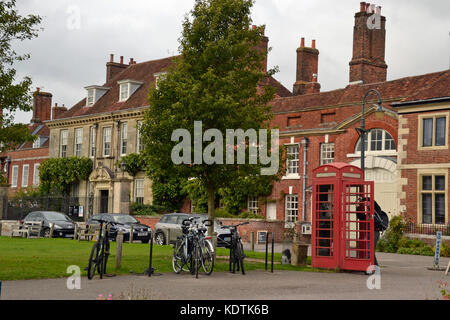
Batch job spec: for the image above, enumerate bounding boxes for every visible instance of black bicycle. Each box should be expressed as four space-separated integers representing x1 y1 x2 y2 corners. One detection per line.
86 218 111 280
221 221 249 275
172 218 214 278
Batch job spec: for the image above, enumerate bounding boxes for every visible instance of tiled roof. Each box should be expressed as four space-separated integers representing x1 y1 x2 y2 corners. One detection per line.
272 69 450 113
56 56 291 120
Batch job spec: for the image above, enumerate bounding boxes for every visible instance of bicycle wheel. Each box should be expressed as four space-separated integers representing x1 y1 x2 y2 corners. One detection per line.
237 241 246 275
98 239 106 279
87 242 101 280
101 239 110 276
172 240 185 274
201 240 214 275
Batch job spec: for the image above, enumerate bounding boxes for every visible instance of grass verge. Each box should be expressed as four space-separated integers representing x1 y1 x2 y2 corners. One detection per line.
0 236 325 280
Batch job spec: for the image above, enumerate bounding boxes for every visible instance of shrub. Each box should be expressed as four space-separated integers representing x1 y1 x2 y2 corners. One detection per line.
397 246 434 256
130 203 170 216
377 215 405 253
434 241 450 258
238 211 264 219
214 209 265 220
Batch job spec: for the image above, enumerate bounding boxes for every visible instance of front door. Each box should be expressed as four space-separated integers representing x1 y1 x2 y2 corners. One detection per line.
266 202 277 220
100 190 109 213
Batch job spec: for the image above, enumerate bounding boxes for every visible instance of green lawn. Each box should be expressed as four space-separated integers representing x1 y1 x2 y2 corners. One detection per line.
0 236 320 280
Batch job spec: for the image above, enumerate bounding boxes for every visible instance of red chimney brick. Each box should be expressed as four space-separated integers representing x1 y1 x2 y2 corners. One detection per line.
349 3 387 84
293 38 320 95
106 54 128 82
52 104 68 120
32 89 52 123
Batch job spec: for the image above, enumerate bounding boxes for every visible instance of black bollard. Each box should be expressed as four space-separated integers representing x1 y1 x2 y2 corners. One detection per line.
144 231 154 277
271 232 274 273
265 232 269 271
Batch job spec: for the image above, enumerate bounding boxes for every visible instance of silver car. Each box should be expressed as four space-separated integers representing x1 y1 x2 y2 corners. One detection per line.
154 213 231 247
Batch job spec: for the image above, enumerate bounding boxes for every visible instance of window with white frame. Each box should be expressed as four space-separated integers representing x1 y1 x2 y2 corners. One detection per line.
355 129 396 153
22 164 29 188
87 89 95 106
32 137 40 149
119 83 129 102
103 127 111 157
33 164 40 186
420 174 447 225
286 144 300 175
134 179 144 204
136 121 143 153
247 196 259 214
285 195 298 224
74 128 83 157
121 122 128 155
11 165 19 188
60 130 68 158
320 143 335 165
90 126 96 158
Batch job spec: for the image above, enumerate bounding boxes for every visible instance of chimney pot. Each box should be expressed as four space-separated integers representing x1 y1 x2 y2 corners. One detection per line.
360 2 366 12
120 56 124 64
312 40 316 49
370 4 375 13
110 54 114 63
365 3 370 12
300 37 305 48
376 6 381 14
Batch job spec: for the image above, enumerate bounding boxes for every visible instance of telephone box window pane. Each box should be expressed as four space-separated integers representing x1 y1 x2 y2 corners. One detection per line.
422 194 432 224
435 117 446 146
422 118 433 147
422 176 432 190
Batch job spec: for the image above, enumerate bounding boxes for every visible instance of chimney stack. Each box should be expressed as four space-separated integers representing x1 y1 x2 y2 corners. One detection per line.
52 103 68 120
349 2 387 84
293 38 320 95
106 54 128 83
31 88 52 123
252 25 269 73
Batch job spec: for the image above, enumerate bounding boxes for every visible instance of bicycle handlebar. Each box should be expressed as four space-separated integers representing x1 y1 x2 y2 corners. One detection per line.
221 221 250 229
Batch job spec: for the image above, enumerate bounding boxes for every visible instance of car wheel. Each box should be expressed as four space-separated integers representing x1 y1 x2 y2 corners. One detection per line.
155 232 166 245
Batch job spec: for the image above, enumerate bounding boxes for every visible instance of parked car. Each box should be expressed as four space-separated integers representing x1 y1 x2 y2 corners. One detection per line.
86 213 152 243
23 211 76 238
154 213 232 247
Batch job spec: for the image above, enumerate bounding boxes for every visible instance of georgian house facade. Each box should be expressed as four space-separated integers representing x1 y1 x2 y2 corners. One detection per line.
46 55 175 215
46 37 291 217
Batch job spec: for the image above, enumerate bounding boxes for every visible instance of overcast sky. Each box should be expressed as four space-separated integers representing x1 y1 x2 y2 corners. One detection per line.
11 0 450 124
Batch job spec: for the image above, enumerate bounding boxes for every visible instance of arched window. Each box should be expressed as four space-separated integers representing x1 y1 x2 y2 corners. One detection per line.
355 129 396 153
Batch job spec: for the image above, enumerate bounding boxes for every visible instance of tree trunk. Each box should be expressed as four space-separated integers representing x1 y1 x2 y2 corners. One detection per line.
207 185 217 252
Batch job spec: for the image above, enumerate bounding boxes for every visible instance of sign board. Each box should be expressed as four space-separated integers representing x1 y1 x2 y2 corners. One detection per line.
434 231 442 267
257 231 268 244
78 206 84 217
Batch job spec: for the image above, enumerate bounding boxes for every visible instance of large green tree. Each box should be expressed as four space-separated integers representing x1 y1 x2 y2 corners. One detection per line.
0 0 42 151
141 0 282 241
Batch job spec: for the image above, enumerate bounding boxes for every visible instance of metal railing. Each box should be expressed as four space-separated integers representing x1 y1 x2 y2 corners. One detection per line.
404 222 450 236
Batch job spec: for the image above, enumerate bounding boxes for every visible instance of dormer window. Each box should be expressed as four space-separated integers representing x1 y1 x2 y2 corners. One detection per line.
153 72 167 89
117 80 144 102
84 85 110 106
32 137 41 148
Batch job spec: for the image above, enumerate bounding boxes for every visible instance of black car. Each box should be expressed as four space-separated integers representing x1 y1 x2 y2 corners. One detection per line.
154 213 232 247
23 211 75 238
86 213 152 243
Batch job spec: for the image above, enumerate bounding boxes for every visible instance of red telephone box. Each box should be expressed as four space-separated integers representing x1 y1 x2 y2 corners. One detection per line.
311 163 375 272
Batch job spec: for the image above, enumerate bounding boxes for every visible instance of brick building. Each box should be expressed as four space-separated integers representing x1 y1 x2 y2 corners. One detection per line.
0 89 65 196
252 3 450 229
393 94 450 226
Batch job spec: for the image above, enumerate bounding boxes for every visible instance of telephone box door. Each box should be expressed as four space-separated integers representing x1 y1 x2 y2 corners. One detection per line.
312 182 340 269
340 181 375 271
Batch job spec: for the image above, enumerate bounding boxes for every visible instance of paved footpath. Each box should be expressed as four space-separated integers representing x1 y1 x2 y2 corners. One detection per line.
1 252 449 300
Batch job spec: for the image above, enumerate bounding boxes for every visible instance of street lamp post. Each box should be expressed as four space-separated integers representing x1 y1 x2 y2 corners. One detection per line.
357 89 383 177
